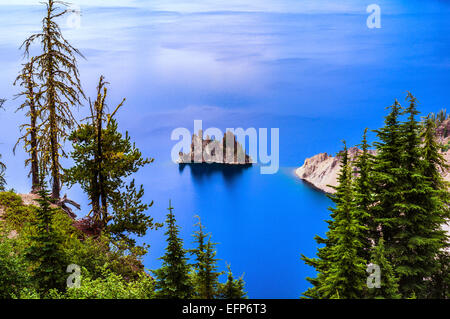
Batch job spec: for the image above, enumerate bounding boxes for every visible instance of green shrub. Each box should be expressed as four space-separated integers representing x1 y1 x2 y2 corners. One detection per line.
59 267 154 299
0 191 152 298
0 230 31 298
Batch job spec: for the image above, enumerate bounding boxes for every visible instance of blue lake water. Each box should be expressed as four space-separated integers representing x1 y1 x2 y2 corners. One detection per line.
1 0 450 298
141 164 332 299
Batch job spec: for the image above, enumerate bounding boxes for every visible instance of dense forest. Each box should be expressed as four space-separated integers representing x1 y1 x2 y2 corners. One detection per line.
302 96 450 299
0 0 246 299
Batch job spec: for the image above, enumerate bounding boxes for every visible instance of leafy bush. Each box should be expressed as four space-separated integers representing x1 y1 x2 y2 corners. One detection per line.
0 190 154 298
0 230 31 298
11 288 41 299
0 191 35 229
54 267 154 299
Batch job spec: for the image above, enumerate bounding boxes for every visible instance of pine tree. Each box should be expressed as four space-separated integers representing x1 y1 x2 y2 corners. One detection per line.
322 159 367 298
107 180 159 253
21 0 85 199
65 76 154 239
393 93 445 297
428 252 450 299
367 238 400 299
153 201 193 299
353 128 375 260
420 116 450 298
371 100 403 246
25 184 66 294
302 143 368 298
13 57 43 193
190 216 222 299
301 143 351 298
218 264 247 299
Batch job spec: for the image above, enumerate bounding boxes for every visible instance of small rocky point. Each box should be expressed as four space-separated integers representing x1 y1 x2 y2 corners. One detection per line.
0 193 96 237
296 146 375 194
296 119 450 194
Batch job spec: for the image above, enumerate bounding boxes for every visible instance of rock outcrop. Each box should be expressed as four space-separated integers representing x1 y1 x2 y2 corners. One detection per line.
0 193 56 239
296 119 450 194
295 146 376 193
178 130 253 165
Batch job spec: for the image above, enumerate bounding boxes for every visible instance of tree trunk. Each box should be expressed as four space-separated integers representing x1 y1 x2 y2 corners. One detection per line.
91 175 100 219
26 64 40 193
45 8 60 200
29 101 40 193
97 101 107 226
47 51 60 199
49 95 60 199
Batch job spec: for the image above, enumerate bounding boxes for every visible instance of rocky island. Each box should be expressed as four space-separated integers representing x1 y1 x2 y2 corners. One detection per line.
178 130 253 165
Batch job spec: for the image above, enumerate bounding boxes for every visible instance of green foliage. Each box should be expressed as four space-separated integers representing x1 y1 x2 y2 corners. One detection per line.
426 252 450 298
62 234 111 279
58 267 154 299
322 145 368 299
24 187 67 293
108 180 161 251
104 240 148 281
0 195 39 233
391 93 448 297
302 143 368 299
371 99 403 245
12 288 41 299
65 77 155 250
303 94 450 299
300 145 354 299
217 264 247 299
367 238 400 299
0 230 31 298
0 190 243 300
0 189 155 298
190 216 222 299
12 267 155 300
353 128 375 260
153 201 193 299
419 116 450 298
0 191 80 245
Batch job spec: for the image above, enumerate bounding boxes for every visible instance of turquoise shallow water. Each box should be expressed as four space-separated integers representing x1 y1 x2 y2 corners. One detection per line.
0 0 449 298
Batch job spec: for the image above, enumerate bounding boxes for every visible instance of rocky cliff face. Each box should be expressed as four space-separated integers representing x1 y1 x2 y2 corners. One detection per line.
296 119 450 194
178 130 253 165
295 146 376 193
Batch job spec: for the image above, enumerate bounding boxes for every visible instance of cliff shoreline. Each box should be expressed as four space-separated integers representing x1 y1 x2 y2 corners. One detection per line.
295 119 450 194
